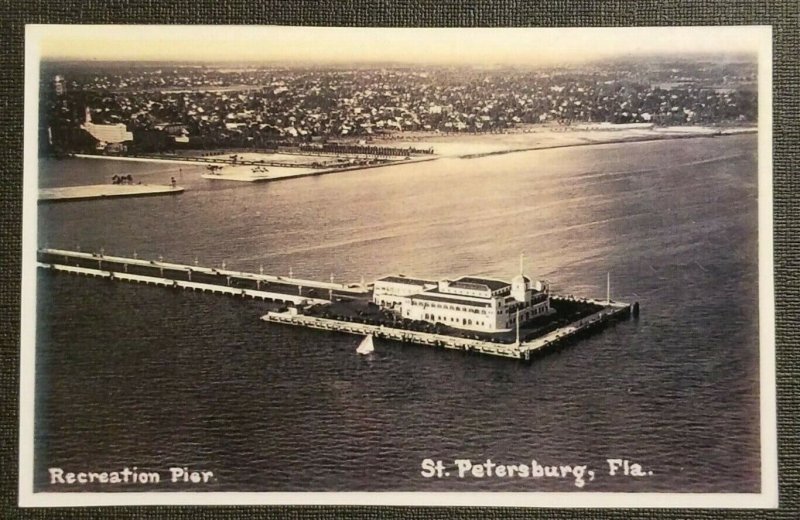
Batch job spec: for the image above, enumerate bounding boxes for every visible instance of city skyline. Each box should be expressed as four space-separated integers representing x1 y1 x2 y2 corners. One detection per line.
31 25 767 65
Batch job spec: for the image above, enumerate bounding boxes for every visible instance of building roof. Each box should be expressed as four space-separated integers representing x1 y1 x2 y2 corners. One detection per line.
451 276 510 292
82 122 133 144
376 275 435 286
408 293 492 308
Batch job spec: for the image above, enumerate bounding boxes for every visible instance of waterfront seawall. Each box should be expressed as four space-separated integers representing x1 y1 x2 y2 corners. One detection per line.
39 184 184 202
262 299 632 362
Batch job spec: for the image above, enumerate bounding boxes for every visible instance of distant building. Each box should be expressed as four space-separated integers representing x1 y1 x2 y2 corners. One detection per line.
153 122 188 136
53 75 66 96
81 107 133 150
373 259 551 333
572 122 654 131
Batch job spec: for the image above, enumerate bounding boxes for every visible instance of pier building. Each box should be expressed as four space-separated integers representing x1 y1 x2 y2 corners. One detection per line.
373 260 551 333
373 275 437 308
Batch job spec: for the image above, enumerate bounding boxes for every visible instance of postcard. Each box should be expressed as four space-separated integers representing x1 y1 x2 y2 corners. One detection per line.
20 24 777 507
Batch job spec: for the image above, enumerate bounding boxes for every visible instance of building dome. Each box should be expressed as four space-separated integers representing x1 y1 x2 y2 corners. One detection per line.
511 274 531 286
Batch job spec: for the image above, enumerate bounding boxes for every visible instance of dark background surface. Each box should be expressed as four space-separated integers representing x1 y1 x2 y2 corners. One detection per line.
1 0 798 518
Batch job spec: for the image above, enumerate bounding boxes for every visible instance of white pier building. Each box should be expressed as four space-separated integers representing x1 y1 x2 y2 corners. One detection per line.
373 258 551 333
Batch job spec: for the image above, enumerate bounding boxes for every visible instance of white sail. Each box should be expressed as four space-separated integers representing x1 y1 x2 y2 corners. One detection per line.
356 335 375 355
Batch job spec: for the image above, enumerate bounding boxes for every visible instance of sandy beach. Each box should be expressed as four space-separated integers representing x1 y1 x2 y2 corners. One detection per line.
364 125 757 158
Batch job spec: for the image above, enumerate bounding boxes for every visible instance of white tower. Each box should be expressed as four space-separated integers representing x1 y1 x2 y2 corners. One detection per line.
511 253 531 303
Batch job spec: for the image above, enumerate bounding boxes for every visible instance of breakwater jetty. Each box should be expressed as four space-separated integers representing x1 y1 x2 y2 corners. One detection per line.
37 248 635 362
39 184 184 202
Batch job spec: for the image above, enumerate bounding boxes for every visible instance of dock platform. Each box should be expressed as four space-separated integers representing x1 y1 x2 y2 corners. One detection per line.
39 184 184 202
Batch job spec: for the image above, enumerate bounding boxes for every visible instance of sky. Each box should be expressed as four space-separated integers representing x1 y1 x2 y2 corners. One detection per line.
29 25 768 65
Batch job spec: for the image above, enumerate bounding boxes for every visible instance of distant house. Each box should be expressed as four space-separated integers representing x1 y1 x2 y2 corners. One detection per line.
153 122 189 136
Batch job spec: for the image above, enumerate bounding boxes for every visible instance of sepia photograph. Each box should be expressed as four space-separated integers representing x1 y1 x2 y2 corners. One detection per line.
19 24 776 507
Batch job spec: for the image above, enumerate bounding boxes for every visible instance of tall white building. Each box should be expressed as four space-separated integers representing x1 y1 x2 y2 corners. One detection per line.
373 261 551 333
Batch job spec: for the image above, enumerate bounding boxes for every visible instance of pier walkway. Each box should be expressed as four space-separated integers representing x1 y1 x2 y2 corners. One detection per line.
38 248 368 304
39 262 328 305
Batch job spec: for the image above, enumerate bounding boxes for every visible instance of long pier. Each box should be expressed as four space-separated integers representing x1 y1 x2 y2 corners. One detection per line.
37 248 367 305
38 248 633 362
38 263 329 305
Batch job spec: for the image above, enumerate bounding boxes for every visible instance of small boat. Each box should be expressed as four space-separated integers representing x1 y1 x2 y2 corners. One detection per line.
356 334 375 355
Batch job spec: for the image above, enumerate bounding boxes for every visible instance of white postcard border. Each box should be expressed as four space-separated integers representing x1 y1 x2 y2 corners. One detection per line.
18 24 778 509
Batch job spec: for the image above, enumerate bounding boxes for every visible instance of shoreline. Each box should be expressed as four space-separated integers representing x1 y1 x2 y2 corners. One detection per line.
366 125 757 159
201 155 437 183
455 131 748 160
65 127 756 171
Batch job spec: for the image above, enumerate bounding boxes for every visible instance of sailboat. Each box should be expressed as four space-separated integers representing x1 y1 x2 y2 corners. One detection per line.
356 334 375 355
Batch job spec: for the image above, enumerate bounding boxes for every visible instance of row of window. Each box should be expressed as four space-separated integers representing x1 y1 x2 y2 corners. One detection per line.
506 304 547 324
424 313 486 328
416 301 488 315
